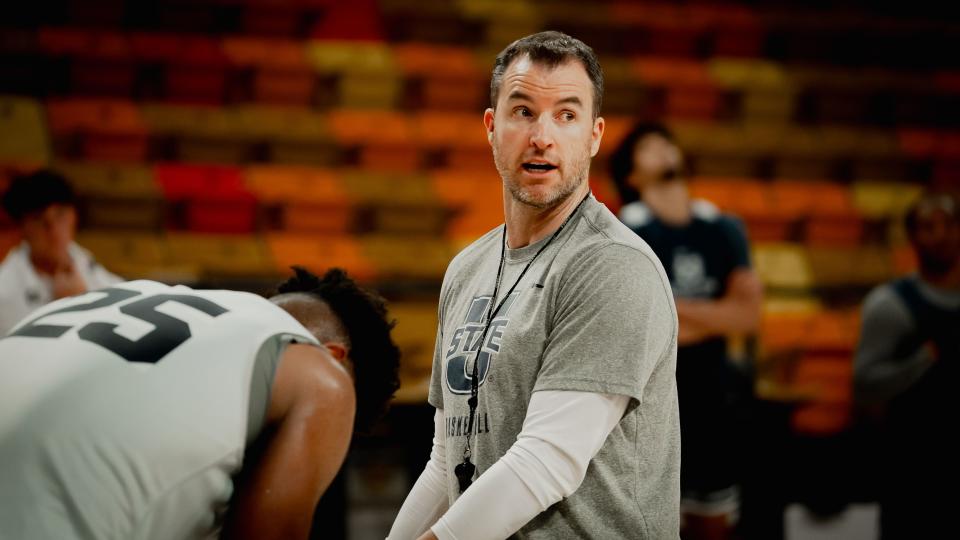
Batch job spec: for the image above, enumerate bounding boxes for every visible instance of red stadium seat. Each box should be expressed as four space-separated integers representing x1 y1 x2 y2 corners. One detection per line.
155 164 257 234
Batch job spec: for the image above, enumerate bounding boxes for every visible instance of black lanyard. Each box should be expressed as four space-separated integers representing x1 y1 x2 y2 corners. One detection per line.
455 192 590 493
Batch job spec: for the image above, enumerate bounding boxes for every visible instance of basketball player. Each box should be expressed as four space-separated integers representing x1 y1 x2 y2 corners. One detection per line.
389 32 680 539
0 267 400 539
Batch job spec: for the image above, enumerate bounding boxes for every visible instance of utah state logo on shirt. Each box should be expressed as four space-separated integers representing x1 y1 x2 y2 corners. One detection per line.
445 291 520 394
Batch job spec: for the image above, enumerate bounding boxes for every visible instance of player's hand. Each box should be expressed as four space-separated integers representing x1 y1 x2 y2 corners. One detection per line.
52 260 87 299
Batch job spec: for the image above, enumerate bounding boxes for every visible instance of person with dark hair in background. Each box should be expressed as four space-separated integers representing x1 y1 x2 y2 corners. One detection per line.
389 31 680 540
0 168 122 335
609 123 763 540
853 192 960 539
0 267 401 540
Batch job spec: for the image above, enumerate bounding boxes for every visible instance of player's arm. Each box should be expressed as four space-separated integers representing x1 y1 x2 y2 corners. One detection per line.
675 267 763 344
223 343 355 540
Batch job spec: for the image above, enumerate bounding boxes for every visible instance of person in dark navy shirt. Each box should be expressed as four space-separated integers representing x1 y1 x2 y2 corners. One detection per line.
610 123 763 540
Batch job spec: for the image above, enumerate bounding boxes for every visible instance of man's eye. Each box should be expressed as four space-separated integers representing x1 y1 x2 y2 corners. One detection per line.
514 107 532 117
559 112 575 121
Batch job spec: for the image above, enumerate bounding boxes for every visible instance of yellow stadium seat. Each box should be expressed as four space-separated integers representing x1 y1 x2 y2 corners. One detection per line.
752 243 813 289
390 301 441 403
0 96 50 163
165 233 273 277
74 232 170 279
851 181 923 219
360 234 455 280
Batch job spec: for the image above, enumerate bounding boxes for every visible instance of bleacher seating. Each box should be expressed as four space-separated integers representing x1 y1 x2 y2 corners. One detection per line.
0 0 956 413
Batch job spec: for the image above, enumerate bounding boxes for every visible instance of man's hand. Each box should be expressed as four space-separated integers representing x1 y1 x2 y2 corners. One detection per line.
415 530 438 540
52 260 87 299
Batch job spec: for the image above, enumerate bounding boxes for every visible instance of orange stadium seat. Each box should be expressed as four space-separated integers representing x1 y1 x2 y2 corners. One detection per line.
414 112 489 151
805 310 860 353
245 165 351 234
395 45 486 110
266 233 376 281
890 243 918 275
767 180 862 245
633 57 714 88
761 310 816 353
791 352 853 435
327 109 413 146
689 178 793 241
251 68 317 106
431 169 502 243
222 37 310 70
45 98 149 161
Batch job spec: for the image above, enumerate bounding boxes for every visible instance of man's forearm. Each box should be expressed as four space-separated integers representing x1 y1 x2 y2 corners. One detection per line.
677 297 760 337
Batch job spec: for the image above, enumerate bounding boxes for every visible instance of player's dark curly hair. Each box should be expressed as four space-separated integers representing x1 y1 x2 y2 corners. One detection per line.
275 266 401 434
608 122 676 204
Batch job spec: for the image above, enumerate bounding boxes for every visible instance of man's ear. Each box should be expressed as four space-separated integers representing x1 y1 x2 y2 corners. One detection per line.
323 342 348 362
483 108 495 145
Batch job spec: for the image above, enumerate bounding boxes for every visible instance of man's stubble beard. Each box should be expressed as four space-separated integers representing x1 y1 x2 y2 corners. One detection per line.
492 139 593 210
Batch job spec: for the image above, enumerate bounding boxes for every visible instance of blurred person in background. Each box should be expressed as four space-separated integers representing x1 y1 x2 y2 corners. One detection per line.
609 122 763 540
0 267 401 539
389 31 680 540
0 169 122 335
853 191 959 539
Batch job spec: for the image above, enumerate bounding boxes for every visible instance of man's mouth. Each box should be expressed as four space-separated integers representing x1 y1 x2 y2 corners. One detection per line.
522 162 558 173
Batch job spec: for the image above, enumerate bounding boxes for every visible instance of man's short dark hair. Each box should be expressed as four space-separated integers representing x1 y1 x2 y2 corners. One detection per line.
1 169 76 223
275 267 401 433
608 122 676 204
490 30 604 118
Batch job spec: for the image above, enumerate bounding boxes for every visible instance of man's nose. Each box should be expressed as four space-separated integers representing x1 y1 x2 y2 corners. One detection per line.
529 116 555 149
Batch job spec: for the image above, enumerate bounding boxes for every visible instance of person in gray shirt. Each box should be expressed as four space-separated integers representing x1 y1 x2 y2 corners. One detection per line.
389 31 680 540
853 191 960 539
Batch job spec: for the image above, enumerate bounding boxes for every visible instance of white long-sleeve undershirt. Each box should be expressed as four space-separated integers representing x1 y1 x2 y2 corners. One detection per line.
388 390 629 540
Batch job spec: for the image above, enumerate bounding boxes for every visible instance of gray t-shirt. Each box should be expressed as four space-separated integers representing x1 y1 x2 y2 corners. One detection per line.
429 196 681 539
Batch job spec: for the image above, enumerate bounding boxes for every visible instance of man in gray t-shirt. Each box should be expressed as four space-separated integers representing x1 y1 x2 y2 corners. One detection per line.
390 31 680 540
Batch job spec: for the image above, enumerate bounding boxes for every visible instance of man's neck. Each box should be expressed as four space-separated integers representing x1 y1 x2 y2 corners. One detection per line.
502 184 589 249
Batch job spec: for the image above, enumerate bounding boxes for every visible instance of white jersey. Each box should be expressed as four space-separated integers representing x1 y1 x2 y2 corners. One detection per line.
0 241 123 336
0 280 318 539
